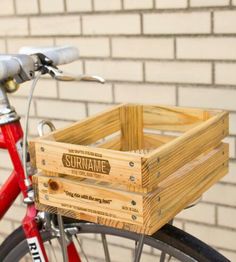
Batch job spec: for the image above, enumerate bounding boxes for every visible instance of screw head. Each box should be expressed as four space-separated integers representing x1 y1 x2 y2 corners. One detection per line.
131 215 137 220
129 161 134 167
131 200 136 206
41 159 46 165
44 195 49 200
129 176 135 182
40 147 45 152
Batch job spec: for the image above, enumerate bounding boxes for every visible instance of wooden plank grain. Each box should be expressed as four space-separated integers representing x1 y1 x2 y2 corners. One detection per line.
34 140 143 187
143 105 219 132
142 111 228 189
42 104 123 145
120 104 143 151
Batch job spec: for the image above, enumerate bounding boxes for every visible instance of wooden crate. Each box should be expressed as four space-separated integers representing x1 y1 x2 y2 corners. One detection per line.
31 104 229 235
33 143 228 235
30 104 228 193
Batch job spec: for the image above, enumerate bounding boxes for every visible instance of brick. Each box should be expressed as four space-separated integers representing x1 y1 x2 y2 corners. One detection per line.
58 60 83 75
83 14 141 35
88 103 113 116
107 235 134 248
203 183 236 206
16 79 57 98
0 0 14 15
115 84 176 104
135 253 155 261
94 0 121 10
0 18 28 36
146 62 211 84
223 136 235 158
0 40 6 53
40 0 64 13
176 203 215 224
222 161 236 184
85 60 143 81
215 63 236 85
56 37 110 57
82 238 133 261
124 0 153 9
215 11 236 34
219 250 236 262
7 37 54 53
59 82 112 102
112 37 174 59
36 100 86 120
185 223 236 250
0 169 12 185
156 0 187 9
16 0 38 14
177 37 236 60
5 205 25 222
0 220 13 235
179 86 236 111
218 206 236 229
191 0 229 7
30 16 81 36
66 0 92 12
143 12 210 35
9 96 35 116
173 220 184 229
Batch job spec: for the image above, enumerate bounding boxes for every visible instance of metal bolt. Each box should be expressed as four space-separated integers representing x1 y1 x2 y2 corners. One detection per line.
129 161 134 167
41 159 46 165
131 200 136 206
129 176 135 182
132 215 137 220
40 147 45 152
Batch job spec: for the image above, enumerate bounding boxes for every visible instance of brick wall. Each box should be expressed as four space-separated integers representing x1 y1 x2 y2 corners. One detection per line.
0 0 235 261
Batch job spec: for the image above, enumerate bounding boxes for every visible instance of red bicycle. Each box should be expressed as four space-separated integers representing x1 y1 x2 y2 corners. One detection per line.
0 46 229 262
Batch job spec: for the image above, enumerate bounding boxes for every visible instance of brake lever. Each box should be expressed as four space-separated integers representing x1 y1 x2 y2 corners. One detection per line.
45 65 105 84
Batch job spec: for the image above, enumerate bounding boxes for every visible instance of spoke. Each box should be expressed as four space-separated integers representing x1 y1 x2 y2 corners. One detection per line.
48 239 58 262
57 214 68 262
101 234 111 262
160 251 166 262
74 235 90 262
134 234 145 262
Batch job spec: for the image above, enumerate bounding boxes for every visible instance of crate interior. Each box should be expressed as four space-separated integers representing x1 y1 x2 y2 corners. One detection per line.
47 104 218 154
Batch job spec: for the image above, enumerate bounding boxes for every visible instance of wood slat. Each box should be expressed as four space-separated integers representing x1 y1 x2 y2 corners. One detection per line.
43 104 123 145
120 104 143 151
33 140 143 187
34 143 228 235
143 133 176 148
143 105 218 132
97 135 121 150
141 111 228 190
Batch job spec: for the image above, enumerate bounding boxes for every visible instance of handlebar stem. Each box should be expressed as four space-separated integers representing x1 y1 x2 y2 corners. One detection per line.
0 83 20 125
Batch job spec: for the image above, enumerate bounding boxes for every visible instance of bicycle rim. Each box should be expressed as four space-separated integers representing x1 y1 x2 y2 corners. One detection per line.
0 223 229 262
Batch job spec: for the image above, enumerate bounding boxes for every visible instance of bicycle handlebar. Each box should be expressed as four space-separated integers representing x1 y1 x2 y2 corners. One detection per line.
19 45 79 66
0 46 79 81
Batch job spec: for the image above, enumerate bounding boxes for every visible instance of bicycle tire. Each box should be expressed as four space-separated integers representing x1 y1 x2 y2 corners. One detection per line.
0 222 230 262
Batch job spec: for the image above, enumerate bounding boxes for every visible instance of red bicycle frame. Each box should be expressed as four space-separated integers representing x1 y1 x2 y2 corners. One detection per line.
0 101 81 261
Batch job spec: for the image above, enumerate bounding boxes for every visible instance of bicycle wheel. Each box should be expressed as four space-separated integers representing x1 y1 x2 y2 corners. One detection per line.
0 222 229 262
